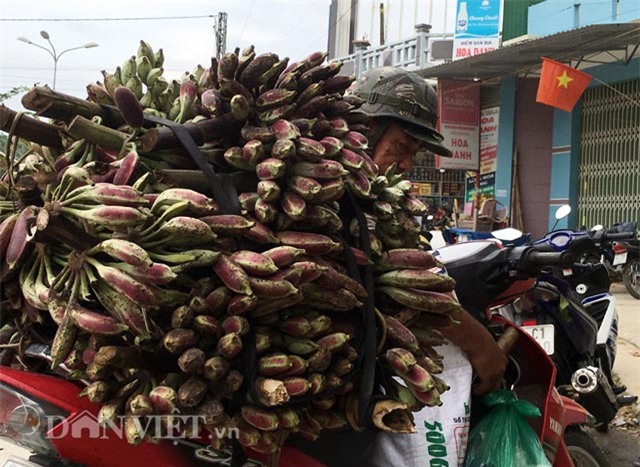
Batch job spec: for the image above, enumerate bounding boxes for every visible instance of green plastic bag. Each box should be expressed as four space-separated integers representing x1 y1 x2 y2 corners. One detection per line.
464 390 552 467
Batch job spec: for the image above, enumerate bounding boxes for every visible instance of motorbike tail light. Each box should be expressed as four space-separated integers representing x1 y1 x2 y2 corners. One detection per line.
612 242 627 254
521 319 538 326
0 382 68 457
491 303 517 322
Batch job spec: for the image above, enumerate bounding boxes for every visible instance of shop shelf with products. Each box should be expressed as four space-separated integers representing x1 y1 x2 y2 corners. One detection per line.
407 152 466 212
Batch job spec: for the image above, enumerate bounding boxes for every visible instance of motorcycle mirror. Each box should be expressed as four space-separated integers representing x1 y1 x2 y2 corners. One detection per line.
554 204 572 220
591 224 604 231
492 227 523 241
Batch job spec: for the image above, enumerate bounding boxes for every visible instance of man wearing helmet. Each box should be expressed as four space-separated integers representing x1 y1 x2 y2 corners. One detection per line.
291 67 506 466
351 66 452 169
354 67 506 466
352 66 505 392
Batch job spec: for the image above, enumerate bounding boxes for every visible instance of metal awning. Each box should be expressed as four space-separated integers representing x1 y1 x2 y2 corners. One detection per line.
418 23 640 81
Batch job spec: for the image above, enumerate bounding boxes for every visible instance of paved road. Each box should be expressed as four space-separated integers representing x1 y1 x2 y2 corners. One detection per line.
611 283 640 397
591 283 640 467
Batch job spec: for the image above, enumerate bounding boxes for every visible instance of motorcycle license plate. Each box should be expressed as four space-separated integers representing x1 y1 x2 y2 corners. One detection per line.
613 252 628 265
523 324 555 355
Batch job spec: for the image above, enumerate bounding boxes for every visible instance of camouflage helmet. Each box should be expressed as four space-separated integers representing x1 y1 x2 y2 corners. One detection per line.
350 67 452 157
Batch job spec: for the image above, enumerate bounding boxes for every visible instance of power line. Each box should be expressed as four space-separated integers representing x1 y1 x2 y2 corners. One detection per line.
306 2 352 55
0 74 87 82
0 15 215 22
529 3 638 24
1 66 192 72
238 0 256 44
583 6 640 26
284 0 321 37
0 86 81 92
528 5 575 23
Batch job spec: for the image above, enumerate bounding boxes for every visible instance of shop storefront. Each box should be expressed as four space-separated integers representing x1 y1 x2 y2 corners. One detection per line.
418 23 640 236
577 78 640 229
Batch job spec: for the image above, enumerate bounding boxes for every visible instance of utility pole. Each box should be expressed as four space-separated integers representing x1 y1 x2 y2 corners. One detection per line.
213 12 228 59
379 2 385 46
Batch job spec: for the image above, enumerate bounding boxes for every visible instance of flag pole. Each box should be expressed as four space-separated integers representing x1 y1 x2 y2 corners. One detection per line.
588 75 640 107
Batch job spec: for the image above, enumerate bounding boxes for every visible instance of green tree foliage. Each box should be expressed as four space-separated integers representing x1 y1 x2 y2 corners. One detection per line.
1 85 34 160
0 85 29 103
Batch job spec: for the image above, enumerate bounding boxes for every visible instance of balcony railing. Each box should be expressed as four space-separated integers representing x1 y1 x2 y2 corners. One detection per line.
332 24 454 77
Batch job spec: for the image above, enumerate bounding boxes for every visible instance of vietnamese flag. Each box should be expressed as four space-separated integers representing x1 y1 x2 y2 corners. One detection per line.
536 57 592 112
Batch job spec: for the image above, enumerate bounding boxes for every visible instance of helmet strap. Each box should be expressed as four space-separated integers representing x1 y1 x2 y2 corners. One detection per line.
356 91 438 124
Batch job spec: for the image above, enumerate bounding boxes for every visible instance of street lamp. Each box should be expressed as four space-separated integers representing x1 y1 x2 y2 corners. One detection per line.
17 31 98 90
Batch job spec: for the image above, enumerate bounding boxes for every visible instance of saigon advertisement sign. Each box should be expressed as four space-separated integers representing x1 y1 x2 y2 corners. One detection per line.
436 79 480 171
453 0 503 60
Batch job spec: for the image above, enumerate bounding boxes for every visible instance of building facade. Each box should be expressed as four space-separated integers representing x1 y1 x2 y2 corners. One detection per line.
329 0 640 238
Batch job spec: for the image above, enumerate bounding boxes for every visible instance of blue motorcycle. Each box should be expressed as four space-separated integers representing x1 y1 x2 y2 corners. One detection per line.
436 205 637 425
489 207 637 427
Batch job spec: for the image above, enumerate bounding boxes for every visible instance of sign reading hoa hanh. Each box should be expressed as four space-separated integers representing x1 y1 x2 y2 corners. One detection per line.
479 107 499 175
453 0 503 60
466 106 499 200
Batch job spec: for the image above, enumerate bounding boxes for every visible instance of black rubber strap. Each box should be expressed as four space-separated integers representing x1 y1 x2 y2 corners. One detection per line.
230 439 248 467
101 104 241 215
347 192 377 426
338 190 377 426
235 324 258 409
152 119 241 215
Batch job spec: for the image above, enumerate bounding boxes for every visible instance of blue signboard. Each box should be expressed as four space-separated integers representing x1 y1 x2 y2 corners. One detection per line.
453 0 502 60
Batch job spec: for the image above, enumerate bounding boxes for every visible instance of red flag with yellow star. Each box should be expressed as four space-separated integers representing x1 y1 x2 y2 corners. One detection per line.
536 57 592 112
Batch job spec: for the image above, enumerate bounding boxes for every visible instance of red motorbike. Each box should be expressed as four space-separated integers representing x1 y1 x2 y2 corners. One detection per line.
436 239 610 466
0 362 323 467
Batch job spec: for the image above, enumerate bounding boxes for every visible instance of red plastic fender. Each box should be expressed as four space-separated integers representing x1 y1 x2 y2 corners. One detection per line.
0 367 327 467
0 367 195 467
560 395 591 427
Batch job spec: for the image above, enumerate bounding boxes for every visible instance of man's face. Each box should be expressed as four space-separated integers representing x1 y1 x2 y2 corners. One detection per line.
372 122 422 175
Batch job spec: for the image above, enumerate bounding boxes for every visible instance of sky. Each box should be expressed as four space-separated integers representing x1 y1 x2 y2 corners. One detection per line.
0 0 336 111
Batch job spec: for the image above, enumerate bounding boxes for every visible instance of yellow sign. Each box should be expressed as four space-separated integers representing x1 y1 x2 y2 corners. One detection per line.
412 183 432 196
